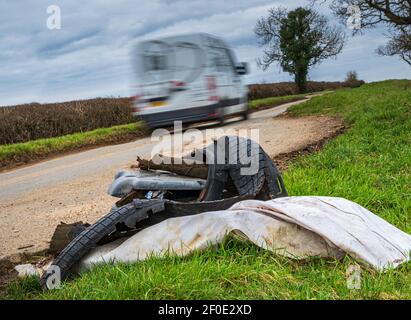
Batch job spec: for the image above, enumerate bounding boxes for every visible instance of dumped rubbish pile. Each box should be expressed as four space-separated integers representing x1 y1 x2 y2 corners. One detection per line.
17 135 411 290
39 136 288 289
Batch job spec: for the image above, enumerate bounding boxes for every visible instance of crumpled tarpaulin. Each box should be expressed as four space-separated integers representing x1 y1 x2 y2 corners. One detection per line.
75 196 411 272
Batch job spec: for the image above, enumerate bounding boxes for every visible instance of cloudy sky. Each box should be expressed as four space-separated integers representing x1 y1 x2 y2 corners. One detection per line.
1 0 410 106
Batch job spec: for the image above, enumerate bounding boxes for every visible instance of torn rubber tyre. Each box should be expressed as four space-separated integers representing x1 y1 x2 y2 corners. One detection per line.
201 136 286 201
40 199 165 290
39 196 253 290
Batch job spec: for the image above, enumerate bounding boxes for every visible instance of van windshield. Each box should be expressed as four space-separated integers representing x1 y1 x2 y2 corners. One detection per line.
140 41 204 83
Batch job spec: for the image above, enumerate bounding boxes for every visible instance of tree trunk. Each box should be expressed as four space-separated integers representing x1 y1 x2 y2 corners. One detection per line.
295 69 308 93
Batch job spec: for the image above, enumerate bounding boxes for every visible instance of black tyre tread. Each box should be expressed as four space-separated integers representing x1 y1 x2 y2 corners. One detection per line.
201 136 268 200
40 203 141 289
228 136 265 196
204 136 287 198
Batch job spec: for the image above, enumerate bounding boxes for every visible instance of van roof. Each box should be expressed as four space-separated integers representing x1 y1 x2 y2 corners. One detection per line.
144 32 218 40
139 32 228 47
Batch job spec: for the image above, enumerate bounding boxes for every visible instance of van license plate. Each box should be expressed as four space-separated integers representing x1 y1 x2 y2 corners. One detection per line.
151 101 166 107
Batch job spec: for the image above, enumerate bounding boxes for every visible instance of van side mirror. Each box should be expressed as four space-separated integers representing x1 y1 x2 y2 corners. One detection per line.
236 62 249 75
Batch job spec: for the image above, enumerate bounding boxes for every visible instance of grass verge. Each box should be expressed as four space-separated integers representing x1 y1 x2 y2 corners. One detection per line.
287 80 411 230
249 93 307 110
4 236 411 300
4 80 411 299
0 122 148 171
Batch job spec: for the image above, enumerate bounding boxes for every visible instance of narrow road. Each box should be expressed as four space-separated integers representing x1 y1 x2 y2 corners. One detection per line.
0 95 342 258
0 99 298 200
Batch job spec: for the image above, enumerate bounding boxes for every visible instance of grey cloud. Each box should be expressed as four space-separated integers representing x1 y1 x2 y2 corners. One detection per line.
0 0 409 106
37 29 102 57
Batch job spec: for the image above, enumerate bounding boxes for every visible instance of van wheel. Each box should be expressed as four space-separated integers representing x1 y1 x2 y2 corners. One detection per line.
242 111 249 120
241 105 250 120
217 108 225 125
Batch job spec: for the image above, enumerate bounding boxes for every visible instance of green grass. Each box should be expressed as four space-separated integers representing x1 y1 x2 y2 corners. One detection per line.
287 80 411 231
0 122 147 169
4 80 411 299
4 237 411 300
249 93 307 109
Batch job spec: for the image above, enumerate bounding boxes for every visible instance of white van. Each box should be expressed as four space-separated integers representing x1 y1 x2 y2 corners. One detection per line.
132 33 249 128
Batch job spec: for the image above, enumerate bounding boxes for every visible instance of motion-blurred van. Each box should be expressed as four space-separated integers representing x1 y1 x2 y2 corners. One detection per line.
132 33 249 128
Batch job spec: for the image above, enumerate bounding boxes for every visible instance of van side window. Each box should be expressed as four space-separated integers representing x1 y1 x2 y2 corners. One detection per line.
144 54 167 71
174 42 203 82
225 48 237 70
210 47 235 73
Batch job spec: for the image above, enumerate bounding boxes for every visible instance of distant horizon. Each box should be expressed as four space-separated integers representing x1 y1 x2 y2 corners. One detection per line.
2 78 411 107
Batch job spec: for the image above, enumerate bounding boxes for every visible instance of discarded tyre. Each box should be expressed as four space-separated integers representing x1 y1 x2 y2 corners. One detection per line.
40 136 287 290
200 135 286 201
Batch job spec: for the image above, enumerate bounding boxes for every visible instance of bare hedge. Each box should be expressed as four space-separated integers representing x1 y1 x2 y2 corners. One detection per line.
0 97 134 145
0 81 364 145
247 81 363 100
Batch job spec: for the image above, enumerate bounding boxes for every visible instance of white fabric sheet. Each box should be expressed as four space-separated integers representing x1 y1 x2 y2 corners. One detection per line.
77 196 411 272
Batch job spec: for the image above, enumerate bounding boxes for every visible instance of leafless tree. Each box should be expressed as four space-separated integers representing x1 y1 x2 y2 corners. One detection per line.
326 0 411 29
314 0 411 65
377 26 411 65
